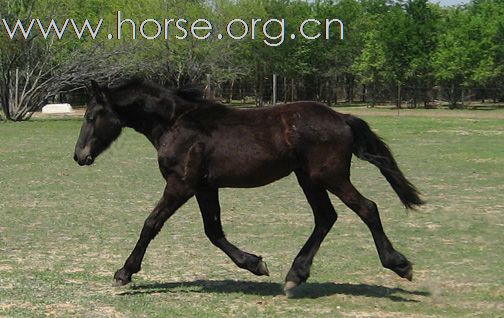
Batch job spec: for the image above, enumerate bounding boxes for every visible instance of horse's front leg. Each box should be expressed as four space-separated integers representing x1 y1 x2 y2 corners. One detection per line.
114 175 194 286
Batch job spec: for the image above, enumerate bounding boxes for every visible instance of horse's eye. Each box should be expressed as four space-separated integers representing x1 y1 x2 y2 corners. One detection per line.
86 115 94 122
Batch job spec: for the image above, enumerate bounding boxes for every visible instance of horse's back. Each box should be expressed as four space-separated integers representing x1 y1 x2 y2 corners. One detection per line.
257 101 352 147
198 101 353 188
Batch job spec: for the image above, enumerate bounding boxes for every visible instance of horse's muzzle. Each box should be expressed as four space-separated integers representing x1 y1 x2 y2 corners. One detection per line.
74 153 94 166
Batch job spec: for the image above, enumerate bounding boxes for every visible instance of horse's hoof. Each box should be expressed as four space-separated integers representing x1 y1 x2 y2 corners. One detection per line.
283 281 299 298
391 257 413 281
112 280 129 287
257 260 270 276
397 261 413 281
113 268 132 287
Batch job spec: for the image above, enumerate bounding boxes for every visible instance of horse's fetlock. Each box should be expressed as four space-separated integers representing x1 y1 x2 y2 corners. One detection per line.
287 268 310 284
381 251 410 275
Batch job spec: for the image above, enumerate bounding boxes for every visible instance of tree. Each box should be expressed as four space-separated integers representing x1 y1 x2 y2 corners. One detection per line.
403 0 439 107
0 0 138 120
353 27 387 106
468 0 504 102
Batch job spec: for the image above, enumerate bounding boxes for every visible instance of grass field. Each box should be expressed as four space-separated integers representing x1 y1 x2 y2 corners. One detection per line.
1 109 503 317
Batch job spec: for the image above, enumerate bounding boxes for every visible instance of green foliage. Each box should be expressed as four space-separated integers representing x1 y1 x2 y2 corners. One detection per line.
353 26 387 104
1 0 504 119
431 0 504 105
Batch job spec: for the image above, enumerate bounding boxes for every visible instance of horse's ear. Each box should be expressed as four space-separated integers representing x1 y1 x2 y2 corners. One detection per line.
90 80 108 103
90 80 101 95
84 82 91 94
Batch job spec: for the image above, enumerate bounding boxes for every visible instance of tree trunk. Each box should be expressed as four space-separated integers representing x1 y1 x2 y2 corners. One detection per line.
333 78 338 105
283 77 287 103
327 80 332 106
258 76 263 107
14 68 19 112
1 77 13 121
371 81 376 107
290 78 295 102
396 82 402 109
239 81 244 105
461 89 465 109
318 80 324 101
346 75 354 103
228 79 234 104
413 81 418 108
449 81 457 108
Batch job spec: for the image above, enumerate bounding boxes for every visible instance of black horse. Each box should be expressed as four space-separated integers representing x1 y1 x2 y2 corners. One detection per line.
74 79 424 296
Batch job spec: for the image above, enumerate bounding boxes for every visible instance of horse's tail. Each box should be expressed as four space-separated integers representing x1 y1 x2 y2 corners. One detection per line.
343 114 425 209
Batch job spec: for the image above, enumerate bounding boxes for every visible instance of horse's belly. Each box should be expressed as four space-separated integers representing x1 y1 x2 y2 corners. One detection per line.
206 157 296 188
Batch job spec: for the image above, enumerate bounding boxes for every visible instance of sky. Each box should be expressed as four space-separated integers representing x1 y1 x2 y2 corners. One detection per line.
430 0 471 6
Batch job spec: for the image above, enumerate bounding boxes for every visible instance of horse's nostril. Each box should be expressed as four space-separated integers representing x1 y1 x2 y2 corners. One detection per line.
73 154 78 162
85 155 94 165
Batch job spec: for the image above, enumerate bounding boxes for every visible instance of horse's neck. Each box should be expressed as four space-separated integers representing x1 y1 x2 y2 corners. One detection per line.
115 94 192 150
114 106 161 150
129 118 171 150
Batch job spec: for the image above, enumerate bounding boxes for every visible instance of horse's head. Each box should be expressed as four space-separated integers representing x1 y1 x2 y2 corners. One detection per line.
73 80 123 166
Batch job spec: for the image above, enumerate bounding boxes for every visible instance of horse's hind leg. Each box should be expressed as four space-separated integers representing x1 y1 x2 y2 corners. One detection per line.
329 180 413 281
284 170 338 296
196 188 269 276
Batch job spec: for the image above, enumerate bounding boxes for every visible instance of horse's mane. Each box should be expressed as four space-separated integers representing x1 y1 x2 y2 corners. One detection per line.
106 78 225 121
174 87 205 102
109 78 205 103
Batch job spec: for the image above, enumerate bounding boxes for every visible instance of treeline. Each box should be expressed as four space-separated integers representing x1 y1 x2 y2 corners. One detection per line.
1 0 503 120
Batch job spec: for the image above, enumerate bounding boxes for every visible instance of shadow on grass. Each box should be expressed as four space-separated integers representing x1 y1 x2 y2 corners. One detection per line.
117 280 430 301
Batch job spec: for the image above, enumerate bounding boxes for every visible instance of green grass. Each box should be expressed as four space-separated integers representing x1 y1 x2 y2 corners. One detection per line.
1 111 503 317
